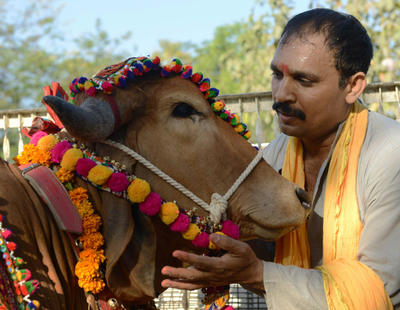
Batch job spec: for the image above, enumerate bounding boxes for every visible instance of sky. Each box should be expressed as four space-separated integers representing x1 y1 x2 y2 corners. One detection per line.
57 0 309 55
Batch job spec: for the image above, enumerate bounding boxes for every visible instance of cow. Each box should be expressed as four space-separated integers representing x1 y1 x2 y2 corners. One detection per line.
0 57 311 309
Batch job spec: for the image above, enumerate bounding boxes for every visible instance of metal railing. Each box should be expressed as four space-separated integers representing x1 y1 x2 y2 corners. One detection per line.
2 81 400 161
1 82 400 308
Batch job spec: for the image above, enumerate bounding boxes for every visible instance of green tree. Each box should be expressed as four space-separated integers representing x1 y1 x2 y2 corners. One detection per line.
152 40 195 64
0 0 62 109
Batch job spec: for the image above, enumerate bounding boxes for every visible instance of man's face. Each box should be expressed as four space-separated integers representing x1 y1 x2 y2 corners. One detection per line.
270 33 351 141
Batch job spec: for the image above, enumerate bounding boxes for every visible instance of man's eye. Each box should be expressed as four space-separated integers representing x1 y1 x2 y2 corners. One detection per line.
172 102 196 118
298 79 313 87
272 71 283 79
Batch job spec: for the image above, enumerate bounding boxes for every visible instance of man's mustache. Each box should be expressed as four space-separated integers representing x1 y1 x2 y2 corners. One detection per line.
272 101 306 121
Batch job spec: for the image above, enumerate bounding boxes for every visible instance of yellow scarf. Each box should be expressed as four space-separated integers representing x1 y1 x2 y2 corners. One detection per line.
275 101 393 309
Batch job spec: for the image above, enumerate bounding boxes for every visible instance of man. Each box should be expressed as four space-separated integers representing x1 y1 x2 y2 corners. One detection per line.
161 8 400 309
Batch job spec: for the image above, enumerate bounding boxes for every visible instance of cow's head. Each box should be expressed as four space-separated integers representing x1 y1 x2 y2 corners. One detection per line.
43 57 311 304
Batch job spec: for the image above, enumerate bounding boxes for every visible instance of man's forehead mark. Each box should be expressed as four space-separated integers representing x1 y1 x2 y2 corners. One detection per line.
278 63 290 74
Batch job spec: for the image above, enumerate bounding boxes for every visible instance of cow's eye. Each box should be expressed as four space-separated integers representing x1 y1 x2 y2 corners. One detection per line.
172 102 196 118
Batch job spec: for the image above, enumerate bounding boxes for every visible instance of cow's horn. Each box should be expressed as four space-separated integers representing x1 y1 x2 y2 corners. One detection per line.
42 95 116 141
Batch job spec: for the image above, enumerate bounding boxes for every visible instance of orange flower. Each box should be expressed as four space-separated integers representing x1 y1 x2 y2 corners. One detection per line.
32 148 51 166
78 277 105 294
82 214 102 234
79 249 106 264
80 232 104 250
56 167 74 183
76 200 94 218
75 259 100 279
17 144 51 166
69 187 88 204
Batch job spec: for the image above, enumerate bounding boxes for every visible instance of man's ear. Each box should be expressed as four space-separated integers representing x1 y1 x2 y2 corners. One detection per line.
345 72 367 104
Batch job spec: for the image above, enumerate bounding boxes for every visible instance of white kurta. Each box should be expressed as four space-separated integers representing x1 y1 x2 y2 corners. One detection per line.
262 111 400 309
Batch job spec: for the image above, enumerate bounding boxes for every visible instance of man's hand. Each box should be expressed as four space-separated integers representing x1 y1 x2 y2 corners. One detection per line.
161 233 265 292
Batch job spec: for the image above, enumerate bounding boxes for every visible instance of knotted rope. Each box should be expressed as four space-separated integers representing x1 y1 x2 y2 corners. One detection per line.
103 140 263 223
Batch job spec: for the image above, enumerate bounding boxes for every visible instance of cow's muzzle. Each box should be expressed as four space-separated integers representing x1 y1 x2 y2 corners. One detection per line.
295 187 312 210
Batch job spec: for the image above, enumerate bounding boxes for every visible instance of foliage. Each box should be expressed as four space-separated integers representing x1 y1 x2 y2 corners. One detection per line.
0 1 133 110
0 0 61 109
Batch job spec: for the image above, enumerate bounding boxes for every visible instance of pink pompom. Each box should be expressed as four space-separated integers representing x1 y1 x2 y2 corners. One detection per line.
51 141 72 163
1 229 12 239
138 192 162 216
76 158 97 177
223 306 235 310
192 232 210 248
86 87 97 96
108 172 129 192
221 220 240 240
30 131 47 146
170 213 190 232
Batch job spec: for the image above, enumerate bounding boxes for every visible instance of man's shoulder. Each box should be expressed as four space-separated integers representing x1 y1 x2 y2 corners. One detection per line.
262 133 288 170
366 111 400 150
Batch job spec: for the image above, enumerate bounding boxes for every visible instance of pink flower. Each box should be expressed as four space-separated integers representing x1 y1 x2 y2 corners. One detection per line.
138 192 162 216
51 141 72 163
221 220 240 240
192 232 210 248
30 131 47 146
170 213 190 233
107 172 129 192
76 158 97 177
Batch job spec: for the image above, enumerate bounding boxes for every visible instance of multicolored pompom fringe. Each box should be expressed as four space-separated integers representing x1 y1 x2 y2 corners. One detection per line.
68 56 251 140
0 214 40 309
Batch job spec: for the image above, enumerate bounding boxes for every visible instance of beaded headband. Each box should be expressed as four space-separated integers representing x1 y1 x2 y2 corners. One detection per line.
68 56 251 140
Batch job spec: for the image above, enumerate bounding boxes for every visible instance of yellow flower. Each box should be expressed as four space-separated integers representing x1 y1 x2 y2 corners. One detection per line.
76 200 94 218
127 178 150 203
87 165 113 186
17 143 51 166
61 148 83 171
82 214 102 234
37 134 58 152
81 232 104 250
75 259 100 279
56 167 74 183
69 187 88 204
16 144 38 165
32 148 51 166
78 277 105 294
79 249 106 264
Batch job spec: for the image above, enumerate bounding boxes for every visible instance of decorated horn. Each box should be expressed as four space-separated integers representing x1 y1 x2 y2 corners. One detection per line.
42 95 117 141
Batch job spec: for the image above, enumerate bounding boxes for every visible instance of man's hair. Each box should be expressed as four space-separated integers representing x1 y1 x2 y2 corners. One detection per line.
280 8 373 88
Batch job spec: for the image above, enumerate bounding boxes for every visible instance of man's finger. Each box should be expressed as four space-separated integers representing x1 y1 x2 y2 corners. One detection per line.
161 265 211 282
171 251 220 271
161 279 206 290
210 233 249 255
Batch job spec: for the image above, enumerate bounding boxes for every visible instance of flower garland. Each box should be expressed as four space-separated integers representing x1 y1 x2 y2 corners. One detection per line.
16 130 241 309
68 56 251 141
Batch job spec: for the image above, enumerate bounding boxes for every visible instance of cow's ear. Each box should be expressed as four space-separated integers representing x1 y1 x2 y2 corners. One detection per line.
99 192 157 303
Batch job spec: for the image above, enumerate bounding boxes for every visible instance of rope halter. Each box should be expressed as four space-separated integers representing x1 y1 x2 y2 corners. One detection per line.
102 140 264 224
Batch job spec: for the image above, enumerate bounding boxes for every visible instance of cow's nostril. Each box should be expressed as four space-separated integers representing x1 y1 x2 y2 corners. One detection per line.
295 187 312 209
